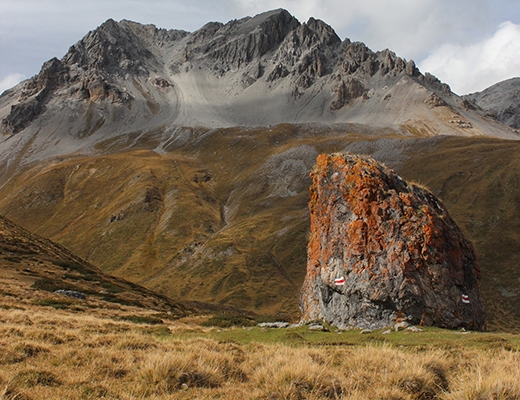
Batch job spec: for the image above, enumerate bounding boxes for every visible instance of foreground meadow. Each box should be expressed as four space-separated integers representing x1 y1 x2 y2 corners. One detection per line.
1 290 519 400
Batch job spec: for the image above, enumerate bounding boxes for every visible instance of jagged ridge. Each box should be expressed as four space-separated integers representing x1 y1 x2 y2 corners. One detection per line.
2 7 511 147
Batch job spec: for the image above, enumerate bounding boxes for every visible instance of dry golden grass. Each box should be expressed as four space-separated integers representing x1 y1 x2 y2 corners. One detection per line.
1 289 520 400
1 128 520 330
2 129 520 330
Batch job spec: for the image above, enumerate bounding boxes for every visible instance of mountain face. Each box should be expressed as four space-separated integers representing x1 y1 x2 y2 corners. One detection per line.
1 9 518 180
0 10 520 331
300 153 484 330
463 77 520 129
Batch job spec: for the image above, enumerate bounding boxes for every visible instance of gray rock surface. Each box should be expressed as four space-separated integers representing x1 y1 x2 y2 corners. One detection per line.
258 322 289 328
463 77 520 129
54 289 86 300
299 153 486 331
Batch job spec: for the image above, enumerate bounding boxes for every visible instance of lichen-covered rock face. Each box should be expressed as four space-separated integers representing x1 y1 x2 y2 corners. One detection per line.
299 153 485 331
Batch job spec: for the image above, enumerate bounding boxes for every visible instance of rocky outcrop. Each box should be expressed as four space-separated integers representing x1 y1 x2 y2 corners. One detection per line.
330 77 365 110
300 153 485 331
464 77 520 129
187 9 300 71
0 18 161 135
1 58 70 134
63 18 163 77
425 93 448 108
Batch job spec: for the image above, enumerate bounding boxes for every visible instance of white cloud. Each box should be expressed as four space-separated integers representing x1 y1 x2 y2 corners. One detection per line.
419 21 520 94
0 73 26 94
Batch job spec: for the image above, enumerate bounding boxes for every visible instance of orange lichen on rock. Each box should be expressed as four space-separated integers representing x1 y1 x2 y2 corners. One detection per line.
299 153 485 330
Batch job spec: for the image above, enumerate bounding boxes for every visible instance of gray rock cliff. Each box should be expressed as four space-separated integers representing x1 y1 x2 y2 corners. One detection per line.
464 77 520 129
300 153 485 331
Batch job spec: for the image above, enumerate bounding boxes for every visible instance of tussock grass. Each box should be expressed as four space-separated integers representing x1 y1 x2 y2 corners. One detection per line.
1 292 520 399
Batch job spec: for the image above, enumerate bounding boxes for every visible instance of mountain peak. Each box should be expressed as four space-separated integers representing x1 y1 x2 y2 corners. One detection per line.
464 77 520 129
1 9 517 140
305 17 341 45
63 18 157 76
237 8 297 32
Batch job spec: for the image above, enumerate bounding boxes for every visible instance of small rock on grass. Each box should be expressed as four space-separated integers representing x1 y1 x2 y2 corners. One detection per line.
257 322 289 328
308 324 326 331
394 321 410 331
54 289 86 300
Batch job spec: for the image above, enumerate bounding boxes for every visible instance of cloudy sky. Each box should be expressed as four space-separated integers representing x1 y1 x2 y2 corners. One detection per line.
1 0 520 95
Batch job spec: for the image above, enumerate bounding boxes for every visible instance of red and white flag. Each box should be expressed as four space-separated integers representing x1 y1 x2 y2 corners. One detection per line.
462 294 470 304
334 277 345 285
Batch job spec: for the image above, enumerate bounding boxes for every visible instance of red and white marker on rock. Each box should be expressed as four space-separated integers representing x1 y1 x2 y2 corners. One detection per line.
334 277 345 285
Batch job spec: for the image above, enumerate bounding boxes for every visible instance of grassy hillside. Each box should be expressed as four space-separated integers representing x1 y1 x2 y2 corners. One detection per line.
1 125 520 331
1 288 520 399
0 214 188 316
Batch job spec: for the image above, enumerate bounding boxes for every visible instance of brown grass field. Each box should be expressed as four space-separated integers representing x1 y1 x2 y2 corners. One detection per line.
2 127 520 399
1 128 520 331
1 279 519 400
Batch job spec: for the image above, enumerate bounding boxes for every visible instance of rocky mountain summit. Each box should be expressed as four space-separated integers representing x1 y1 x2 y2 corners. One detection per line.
464 77 520 129
300 153 485 330
1 9 518 176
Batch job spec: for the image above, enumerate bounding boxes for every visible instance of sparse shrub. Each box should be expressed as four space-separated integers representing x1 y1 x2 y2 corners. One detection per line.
100 293 141 307
13 343 50 358
100 281 125 293
73 383 109 399
32 298 72 309
0 350 26 365
116 314 164 325
0 305 24 310
283 331 307 342
31 277 76 293
116 337 158 351
201 314 256 328
136 352 223 395
51 259 87 273
139 325 172 336
27 331 65 345
399 375 437 399
3 256 22 263
0 383 32 400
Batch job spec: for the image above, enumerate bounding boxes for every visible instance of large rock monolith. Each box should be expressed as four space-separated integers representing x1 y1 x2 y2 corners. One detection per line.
299 153 485 330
